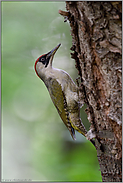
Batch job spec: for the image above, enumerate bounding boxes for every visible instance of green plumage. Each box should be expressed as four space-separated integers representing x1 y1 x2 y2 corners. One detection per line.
45 77 87 140
46 78 76 140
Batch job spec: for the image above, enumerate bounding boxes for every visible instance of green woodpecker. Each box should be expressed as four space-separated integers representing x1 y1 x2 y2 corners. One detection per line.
34 43 95 147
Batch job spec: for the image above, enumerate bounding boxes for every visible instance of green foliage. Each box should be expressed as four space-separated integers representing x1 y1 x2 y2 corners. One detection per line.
2 2 102 182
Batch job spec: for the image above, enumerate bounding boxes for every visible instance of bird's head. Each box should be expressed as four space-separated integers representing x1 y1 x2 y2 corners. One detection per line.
34 43 61 79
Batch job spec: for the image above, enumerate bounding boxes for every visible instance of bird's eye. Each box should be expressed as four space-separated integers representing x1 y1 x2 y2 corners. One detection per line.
41 57 45 61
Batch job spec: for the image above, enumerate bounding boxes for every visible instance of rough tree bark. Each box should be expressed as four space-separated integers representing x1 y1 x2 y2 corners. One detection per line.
59 1 122 182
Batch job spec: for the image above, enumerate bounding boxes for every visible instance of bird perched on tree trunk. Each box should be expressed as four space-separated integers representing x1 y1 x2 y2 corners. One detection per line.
34 43 95 147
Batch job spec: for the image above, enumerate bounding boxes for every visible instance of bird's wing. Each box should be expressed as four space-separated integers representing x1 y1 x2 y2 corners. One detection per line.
46 78 76 140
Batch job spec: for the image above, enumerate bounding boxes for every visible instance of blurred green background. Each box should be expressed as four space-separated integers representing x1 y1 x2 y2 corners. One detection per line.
1 2 102 182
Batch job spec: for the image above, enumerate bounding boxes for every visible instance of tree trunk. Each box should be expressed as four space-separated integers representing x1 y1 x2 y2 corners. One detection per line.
59 1 122 182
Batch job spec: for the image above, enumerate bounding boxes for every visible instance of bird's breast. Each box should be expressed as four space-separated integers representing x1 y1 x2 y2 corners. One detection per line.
44 68 79 105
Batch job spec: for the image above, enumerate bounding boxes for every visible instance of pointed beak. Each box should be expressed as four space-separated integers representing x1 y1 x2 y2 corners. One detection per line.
46 43 61 62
